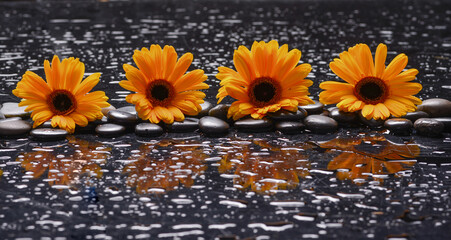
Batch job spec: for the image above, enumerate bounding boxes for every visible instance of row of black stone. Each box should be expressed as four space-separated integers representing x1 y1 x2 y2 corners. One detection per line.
0 98 450 140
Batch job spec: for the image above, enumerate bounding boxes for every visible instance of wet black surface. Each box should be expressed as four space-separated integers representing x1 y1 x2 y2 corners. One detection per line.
0 0 451 239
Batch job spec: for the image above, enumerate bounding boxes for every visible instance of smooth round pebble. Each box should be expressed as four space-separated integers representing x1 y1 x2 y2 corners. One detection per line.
304 115 337 134
417 98 451 117
95 123 126 137
107 110 138 124
38 120 54 128
432 118 451 132
329 108 357 123
0 102 31 118
135 123 164 137
116 106 137 115
234 118 273 132
299 100 324 115
0 118 32 136
30 128 68 141
414 118 444 137
195 101 213 118
199 116 229 136
268 109 307 121
208 104 231 122
358 112 384 128
166 118 199 133
384 118 413 135
101 105 116 116
275 121 305 135
401 111 429 122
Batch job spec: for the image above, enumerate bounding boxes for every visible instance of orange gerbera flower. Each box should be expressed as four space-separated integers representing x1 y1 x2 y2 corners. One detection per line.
319 43 422 120
119 45 209 124
216 40 314 120
12 56 109 133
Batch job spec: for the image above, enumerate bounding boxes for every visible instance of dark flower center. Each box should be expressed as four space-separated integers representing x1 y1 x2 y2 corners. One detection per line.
47 90 77 115
248 77 281 107
354 77 388 104
146 80 175 106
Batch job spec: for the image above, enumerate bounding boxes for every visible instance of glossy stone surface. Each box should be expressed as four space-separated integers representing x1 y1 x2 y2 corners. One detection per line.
414 118 444 137
268 109 307 121
234 118 274 132
417 98 451 117
107 110 138 124
402 111 429 122
299 100 324 115
384 118 413 135
0 102 30 118
208 104 231 122
433 117 451 132
196 101 213 118
95 123 126 137
0 0 450 239
0 118 32 136
199 116 229 136
116 106 137 115
304 115 337 134
275 121 305 134
166 118 199 133
30 128 68 140
329 108 357 124
135 123 164 137
101 105 116 116
358 112 385 128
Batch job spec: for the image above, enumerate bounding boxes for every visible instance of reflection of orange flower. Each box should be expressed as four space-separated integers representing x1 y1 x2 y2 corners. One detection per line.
320 135 419 184
17 137 109 186
219 140 310 193
328 153 415 184
123 141 207 193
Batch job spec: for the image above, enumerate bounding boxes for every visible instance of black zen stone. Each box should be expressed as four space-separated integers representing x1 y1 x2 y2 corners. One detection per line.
268 109 307 122
431 118 451 132
417 98 451 117
298 100 324 115
95 123 126 137
358 112 385 128
0 102 31 118
329 108 357 123
304 115 338 134
107 110 138 124
195 101 213 118
275 121 305 135
116 106 137 115
135 123 164 137
38 120 54 128
234 118 274 132
401 111 429 122
199 116 230 136
30 128 68 141
0 118 32 136
209 104 231 122
384 118 413 135
414 118 444 137
101 105 116 116
166 118 199 132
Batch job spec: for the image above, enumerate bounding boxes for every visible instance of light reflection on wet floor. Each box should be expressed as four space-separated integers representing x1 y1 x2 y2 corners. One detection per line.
1 0 451 238
0 129 450 238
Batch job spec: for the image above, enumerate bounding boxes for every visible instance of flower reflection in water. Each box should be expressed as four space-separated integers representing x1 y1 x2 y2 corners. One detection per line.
123 140 207 194
218 139 311 193
320 135 419 184
17 136 110 186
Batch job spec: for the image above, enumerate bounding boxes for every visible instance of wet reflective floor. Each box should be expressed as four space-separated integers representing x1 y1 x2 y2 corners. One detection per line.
1 0 451 239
